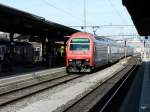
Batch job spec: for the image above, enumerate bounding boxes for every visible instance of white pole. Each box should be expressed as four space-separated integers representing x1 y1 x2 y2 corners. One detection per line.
84 0 86 32
125 40 126 59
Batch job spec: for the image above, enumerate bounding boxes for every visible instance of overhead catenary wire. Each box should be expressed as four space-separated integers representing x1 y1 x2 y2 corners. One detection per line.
68 25 135 34
106 0 128 24
39 0 85 23
39 0 136 35
69 25 135 27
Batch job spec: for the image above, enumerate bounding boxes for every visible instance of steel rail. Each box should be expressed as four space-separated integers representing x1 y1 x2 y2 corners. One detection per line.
0 73 83 106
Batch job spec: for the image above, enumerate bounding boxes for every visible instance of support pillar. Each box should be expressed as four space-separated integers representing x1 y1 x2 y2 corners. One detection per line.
47 39 55 67
42 37 46 63
10 33 14 42
9 33 14 53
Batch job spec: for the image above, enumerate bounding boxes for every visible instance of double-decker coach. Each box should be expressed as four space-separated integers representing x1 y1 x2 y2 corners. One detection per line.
66 32 133 73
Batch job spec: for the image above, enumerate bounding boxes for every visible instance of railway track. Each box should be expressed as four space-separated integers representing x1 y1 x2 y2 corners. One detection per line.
0 72 84 106
63 57 139 112
0 57 139 112
0 62 111 107
98 61 138 112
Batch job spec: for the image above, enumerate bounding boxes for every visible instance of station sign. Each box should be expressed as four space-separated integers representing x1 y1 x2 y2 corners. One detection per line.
71 38 90 43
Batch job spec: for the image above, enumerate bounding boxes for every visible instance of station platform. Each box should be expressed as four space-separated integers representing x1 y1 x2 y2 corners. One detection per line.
0 63 64 79
139 61 150 112
0 66 65 97
119 60 150 112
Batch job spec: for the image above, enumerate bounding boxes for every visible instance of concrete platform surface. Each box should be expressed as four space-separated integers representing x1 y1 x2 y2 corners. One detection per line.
139 61 150 112
18 58 130 112
0 67 65 95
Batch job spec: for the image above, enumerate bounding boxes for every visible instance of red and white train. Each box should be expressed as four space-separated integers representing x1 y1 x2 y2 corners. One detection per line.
66 32 133 72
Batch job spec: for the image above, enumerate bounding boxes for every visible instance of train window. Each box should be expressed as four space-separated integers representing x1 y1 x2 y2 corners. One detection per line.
95 37 105 41
71 38 90 43
70 44 90 51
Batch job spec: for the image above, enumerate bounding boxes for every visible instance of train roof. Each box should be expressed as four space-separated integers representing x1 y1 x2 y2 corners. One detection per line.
71 32 93 38
70 32 118 43
94 35 117 43
69 32 125 46
95 36 114 41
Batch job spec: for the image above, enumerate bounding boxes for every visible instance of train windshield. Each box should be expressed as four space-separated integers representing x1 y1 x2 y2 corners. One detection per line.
70 38 90 51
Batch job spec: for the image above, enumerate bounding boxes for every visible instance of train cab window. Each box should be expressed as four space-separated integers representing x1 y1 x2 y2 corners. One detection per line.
70 44 90 51
70 38 90 51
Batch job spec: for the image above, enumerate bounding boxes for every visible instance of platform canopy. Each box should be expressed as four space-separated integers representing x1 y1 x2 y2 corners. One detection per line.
122 0 150 36
0 4 79 40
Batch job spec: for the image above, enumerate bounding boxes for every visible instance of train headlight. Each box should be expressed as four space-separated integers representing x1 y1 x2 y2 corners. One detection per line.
69 59 72 61
85 59 89 62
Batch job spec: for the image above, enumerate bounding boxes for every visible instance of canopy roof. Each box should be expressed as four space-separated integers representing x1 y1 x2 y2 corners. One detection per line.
123 0 150 36
0 4 79 40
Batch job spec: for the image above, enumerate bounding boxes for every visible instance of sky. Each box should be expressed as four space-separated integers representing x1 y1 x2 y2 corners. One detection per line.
0 0 138 39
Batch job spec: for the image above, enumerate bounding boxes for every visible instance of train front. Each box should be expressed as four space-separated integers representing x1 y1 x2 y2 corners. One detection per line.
66 32 94 72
